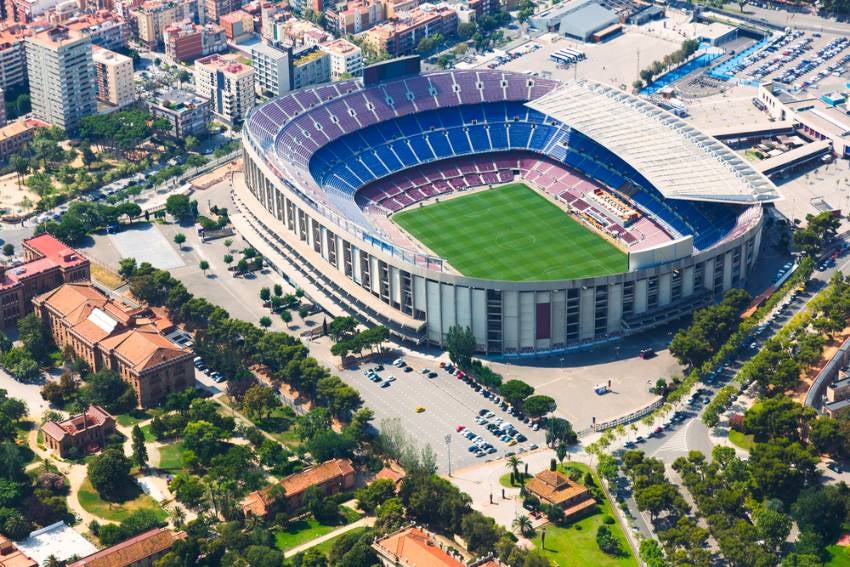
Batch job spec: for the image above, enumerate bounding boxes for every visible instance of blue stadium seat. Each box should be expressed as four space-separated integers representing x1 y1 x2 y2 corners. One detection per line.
409 136 435 162
428 132 454 158
448 129 472 154
468 125 491 152
488 124 509 149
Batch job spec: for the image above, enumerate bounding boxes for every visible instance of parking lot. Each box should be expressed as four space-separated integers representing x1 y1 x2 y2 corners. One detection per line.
333 351 549 473
723 28 850 91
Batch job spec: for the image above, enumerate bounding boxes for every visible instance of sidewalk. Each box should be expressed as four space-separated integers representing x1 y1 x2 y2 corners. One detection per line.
282 517 375 558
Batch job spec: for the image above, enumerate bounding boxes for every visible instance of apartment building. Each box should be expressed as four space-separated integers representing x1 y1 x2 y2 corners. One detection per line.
251 41 289 97
320 37 362 79
205 0 240 25
163 19 227 62
271 16 329 46
0 24 30 92
25 26 96 132
131 0 199 48
194 53 255 125
33 283 195 408
6 0 64 23
65 11 129 50
326 0 384 35
219 9 253 39
288 0 321 16
92 46 135 107
259 0 288 41
0 234 90 329
146 88 211 137
359 3 457 56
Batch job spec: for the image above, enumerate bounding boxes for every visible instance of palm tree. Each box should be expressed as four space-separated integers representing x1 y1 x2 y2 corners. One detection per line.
513 514 533 537
506 455 523 484
10 154 28 191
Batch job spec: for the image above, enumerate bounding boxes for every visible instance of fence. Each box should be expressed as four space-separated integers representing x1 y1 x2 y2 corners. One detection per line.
583 396 664 434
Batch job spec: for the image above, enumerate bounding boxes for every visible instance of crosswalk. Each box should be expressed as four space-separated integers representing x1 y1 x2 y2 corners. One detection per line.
650 423 691 459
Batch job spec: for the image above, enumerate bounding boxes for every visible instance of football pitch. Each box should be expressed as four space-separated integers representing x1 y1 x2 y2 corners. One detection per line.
392 183 628 281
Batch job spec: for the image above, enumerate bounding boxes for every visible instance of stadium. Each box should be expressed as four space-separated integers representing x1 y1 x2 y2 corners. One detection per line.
237 68 779 356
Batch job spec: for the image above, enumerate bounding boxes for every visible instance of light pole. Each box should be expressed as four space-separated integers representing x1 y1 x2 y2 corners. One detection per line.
445 434 452 477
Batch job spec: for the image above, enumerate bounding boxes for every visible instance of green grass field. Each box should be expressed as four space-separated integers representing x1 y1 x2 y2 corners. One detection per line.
393 184 627 281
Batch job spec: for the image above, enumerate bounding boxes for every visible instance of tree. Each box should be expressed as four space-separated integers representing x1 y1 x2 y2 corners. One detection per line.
355 479 396 514
79 369 135 413
165 194 195 219
184 135 198 151
259 316 272 329
754 505 791 555
174 233 187 250
18 313 50 362
9 155 28 191
281 311 293 328
131 425 148 469
460 511 502 556
523 395 556 419
499 380 534 409
260 287 271 304
80 141 96 170
446 325 476 368
273 284 283 297
512 514 533 536
506 455 523 481
199 260 209 276
241 384 281 420
223 254 233 267
1 244 13 258
88 449 132 501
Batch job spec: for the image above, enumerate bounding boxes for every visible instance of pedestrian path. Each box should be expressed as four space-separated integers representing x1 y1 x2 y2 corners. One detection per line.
282 517 375 558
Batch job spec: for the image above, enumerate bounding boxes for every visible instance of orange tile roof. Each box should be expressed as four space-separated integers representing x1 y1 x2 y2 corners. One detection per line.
68 529 185 567
35 283 107 320
373 527 464 567
41 405 114 442
526 470 591 507
280 458 354 497
100 327 188 371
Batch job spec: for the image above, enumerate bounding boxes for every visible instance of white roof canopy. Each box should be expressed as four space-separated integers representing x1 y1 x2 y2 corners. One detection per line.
528 81 780 204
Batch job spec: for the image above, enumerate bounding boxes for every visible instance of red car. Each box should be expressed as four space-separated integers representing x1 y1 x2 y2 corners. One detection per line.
456 425 466 432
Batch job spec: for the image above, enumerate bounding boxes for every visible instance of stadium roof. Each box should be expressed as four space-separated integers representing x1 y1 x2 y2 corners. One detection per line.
528 81 780 204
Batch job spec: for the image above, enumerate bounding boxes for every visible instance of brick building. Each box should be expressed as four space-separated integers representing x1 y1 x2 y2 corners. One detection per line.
0 118 48 163
525 469 596 521
163 20 227 62
0 536 36 567
242 458 355 517
41 404 116 458
0 234 89 329
32 283 195 408
326 0 384 35
372 527 464 567
358 3 457 56
68 528 186 567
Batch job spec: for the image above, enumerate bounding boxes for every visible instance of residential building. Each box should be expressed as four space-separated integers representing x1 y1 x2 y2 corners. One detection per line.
0 118 48 162
525 469 596 521
384 0 417 18
146 88 211 137
372 527 465 567
163 19 227 62
65 11 129 50
0 234 89 329
205 0 241 24
259 0 288 40
68 528 187 567
272 17 329 46
251 40 289 96
359 3 457 56
0 536 36 567
131 0 200 48
41 405 116 458
194 53 255 125
220 9 253 39
25 26 96 132
0 24 29 91
320 38 362 79
326 0 384 35
33 283 195 408
92 46 135 108
0 89 6 128
6 0 65 22
242 458 355 516
291 44 329 89
288 0 321 16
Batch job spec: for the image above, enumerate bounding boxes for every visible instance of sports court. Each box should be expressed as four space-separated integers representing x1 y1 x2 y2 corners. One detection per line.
393 183 628 281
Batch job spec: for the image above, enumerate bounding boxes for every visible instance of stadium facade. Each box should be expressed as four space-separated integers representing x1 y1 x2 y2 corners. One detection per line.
238 70 779 356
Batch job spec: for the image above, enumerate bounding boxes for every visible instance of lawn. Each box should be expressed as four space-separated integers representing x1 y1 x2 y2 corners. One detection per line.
157 441 186 471
728 430 755 451
827 545 850 566
312 526 370 557
116 410 152 427
392 183 627 281
530 463 637 567
90 263 124 289
499 472 531 488
77 477 168 523
274 506 362 552
139 424 157 443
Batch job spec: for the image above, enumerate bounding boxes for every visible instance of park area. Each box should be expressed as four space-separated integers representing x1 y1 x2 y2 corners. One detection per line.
531 463 636 567
393 183 627 281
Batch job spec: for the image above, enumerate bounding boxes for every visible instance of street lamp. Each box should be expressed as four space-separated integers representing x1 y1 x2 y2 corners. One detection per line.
444 434 452 477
